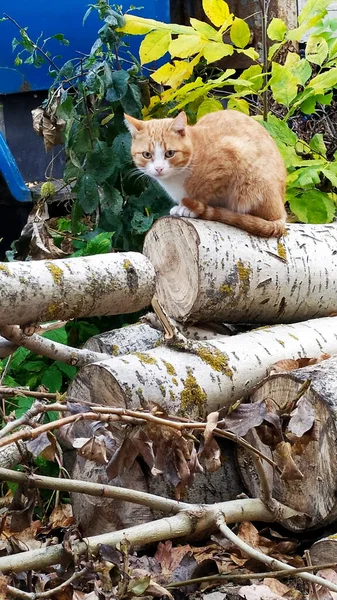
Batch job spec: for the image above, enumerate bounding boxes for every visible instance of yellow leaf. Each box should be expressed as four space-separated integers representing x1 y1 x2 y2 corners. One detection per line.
236 47 259 61
230 17 251 48
197 98 223 119
169 34 205 58
119 14 193 36
203 41 233 63
152 59 198 88
227 97 250 114
101 113 114 126
140 30 172 65
202 0 230 27
190 17 220 41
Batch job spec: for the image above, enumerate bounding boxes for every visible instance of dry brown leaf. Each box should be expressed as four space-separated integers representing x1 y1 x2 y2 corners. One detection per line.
262 578 291 597
315 569 337 600
32 107 65 151
223 400 267 437
287 396 315 438
0 575 9 600
270 354 331 374
154 541 193 574
199 412 221 472
239 584 286 600
74 436 108 465
275 442 304 481
49 504 73 529
27 431 56 461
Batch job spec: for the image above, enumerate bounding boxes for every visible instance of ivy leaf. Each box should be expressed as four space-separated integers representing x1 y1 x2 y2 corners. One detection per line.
202 0 230 27
57 96 74 120
197 98 223 119
100 188 124 232
306 35 329 66
9 347 31 370
267 18 287 41
106 70 130 102
112 133 132 168
131 210 154 234
41 365 63 393
77 174 100 214
120 83 142 117
139 30 171 65
269 62 298 106
230 18 250 48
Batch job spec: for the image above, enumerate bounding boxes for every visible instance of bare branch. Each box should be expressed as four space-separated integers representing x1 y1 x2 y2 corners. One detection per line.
217 515 337 594
7 567 89 599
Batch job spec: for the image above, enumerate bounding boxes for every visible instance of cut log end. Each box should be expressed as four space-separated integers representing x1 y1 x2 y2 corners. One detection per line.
144 217 200 322
237 357 337 531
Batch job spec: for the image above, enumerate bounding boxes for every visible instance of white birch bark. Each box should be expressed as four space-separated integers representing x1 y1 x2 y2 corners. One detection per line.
237 355 337 531
143 217 337 324
0 253 155 326
68 316 337 418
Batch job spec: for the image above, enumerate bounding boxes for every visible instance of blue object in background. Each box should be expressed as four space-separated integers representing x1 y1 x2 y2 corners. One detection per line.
0 131 31 201
0 0 170 94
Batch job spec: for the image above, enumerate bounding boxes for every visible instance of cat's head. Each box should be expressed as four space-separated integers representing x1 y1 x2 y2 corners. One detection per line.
124 111 193 180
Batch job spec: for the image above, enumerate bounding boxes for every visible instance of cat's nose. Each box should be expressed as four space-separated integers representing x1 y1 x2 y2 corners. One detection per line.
155 166 164 175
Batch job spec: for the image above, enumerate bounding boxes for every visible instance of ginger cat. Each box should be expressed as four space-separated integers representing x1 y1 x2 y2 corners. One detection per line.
124 110 287 237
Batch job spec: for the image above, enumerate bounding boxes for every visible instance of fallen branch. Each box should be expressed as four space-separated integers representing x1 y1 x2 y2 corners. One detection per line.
166 562 337 589
7 567 89 599
0 325 109 366
0 321 69 358
217 516 337 593
0 401 64 440
0 498 297 574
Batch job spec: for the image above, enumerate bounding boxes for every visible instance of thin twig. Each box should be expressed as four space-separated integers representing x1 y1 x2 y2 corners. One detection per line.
166 562 337 589
0 401 65 440
217 515 337 594
0 387 59 400
7 567 89 599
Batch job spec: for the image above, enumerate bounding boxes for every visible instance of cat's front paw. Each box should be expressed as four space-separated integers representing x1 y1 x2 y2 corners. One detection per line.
170 204 198 218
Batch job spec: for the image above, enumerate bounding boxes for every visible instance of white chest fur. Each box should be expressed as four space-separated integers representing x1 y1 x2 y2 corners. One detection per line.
156 173 187 204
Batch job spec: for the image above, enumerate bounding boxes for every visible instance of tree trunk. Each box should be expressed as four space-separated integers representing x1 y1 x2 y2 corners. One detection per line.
237 355 337 532
68 316 337 416
0 253 155 326
144 217 337 324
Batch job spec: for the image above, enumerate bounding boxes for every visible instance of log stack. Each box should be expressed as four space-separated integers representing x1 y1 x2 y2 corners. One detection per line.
62 218 337 534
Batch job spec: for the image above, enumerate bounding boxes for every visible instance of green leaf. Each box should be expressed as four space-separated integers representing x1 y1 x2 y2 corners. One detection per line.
16 396 34 419
267 18 287 41
190 17 220 40
14 55 23 66
131 210 154 234
57 96 74 120
321 168 337 187
71 199 83 235
309 68 337 93
82 231 114 255
269 62 298 106
230 17 250 48
9 347 31 370
202 0 230 27
310 133 327 157
43 327 68 345
298 0 330 26
262 114 297 146
41 365 63 393
77 174 100 214
21 360 46 373
139 30 171 65
305 35 329 65
268 42 282 60
285 54 312 86
112 133 132 169
289 189 336 223
106 70 130 102
86 141 117 184
127 576 151 596
120 83 142 117
234 64 263 92
197 98 223 119
227 97 250 114
300 95 317 114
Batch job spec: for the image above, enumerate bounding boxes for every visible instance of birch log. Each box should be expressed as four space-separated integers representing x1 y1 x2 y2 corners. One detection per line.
0 253 155 326
237 356 337 531
143 217 337 324
68 317 337 417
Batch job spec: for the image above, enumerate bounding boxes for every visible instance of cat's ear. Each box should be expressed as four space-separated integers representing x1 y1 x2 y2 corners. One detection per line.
171 111 187 136
124 114 144 137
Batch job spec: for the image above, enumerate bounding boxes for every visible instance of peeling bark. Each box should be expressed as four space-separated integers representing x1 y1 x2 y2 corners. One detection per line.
237 355 337 531
144 217 337 324
0 253 155 326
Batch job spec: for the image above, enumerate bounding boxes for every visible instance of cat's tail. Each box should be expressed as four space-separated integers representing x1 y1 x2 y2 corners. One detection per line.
182 198 286 238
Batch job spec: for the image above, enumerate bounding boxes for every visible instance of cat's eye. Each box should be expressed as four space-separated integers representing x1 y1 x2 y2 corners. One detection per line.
165 150 175 158
142 151 152 159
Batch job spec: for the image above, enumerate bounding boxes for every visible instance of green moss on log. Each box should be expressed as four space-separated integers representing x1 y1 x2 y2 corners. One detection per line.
181 370 207 416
